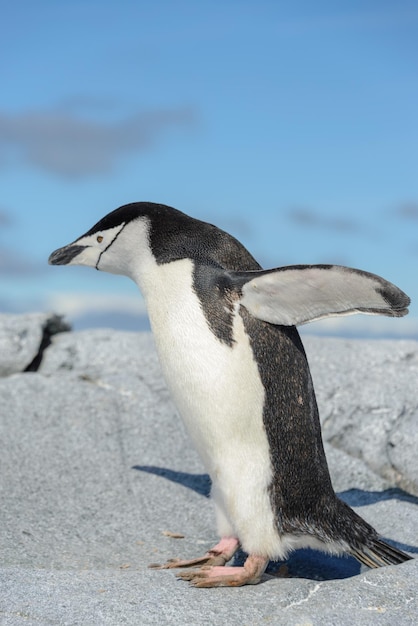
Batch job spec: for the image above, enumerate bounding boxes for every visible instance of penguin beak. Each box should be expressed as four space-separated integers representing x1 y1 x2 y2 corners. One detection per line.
48 244 87 266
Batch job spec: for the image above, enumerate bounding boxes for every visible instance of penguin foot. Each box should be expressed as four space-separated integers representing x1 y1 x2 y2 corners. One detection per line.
177 554 269 588
148 536 239 570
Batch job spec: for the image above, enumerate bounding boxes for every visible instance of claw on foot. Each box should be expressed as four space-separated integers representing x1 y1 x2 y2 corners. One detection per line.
177 554 269 587
148 536 240 571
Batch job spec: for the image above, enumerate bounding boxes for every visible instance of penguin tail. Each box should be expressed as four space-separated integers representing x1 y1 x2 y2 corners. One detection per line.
350 538 412 568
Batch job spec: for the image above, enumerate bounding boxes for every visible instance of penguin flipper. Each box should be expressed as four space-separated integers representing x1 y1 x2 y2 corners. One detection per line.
234 264 410 326
351 538 412 568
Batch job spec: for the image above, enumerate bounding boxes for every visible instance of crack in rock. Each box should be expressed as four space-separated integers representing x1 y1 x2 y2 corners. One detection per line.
0 313 70 376
283 583 322 610
24 315 70 372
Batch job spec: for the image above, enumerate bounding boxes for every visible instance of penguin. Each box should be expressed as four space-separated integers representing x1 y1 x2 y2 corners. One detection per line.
49 202 412 587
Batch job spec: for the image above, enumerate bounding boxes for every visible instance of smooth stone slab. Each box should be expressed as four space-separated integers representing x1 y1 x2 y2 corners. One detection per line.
0 319 417 625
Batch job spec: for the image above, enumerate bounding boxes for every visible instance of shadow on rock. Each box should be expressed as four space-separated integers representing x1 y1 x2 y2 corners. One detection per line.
340 486 418 507
133 465 418 578
133 465 212 497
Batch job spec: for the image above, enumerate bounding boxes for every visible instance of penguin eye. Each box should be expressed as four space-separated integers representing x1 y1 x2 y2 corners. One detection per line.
96 236 103 243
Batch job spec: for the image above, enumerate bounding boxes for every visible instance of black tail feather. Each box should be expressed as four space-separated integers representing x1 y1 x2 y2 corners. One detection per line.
351 538 412 569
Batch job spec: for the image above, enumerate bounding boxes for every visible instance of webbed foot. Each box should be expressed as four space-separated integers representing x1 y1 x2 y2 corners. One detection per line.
149 536 239 570
177 554 269 587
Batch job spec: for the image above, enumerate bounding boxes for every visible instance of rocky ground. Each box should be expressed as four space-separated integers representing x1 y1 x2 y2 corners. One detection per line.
0 312 417 625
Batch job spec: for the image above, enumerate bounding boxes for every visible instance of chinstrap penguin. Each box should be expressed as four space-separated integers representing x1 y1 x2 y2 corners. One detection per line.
49 202 412 587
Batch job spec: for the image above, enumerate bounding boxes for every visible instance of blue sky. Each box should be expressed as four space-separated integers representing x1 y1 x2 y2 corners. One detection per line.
1 0 417 338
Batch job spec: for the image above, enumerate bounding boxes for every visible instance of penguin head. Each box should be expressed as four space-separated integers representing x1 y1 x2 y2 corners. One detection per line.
49 202 260 278
49 203 169 279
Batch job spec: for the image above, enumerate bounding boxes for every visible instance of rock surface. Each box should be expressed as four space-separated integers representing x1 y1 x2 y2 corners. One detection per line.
0 313 417 625
0 313 69 376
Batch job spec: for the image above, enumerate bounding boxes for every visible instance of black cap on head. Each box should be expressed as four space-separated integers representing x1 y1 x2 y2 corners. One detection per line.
83 202 170 237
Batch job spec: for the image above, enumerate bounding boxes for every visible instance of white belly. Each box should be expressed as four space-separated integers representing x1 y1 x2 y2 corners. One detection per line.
138 258 281 556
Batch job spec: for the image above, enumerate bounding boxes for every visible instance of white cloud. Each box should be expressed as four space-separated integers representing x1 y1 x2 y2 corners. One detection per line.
0 106 195 178
287 207 362 234
46 291 147 318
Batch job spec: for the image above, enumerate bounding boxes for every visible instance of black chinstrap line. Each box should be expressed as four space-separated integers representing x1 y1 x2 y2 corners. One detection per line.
95 222 126 270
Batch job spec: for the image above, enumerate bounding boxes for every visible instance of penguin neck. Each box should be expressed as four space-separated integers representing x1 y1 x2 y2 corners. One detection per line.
131 255 198 329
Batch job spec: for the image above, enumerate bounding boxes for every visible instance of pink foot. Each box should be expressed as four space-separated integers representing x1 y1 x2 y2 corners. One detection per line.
177 554 269 587
149 536 240 570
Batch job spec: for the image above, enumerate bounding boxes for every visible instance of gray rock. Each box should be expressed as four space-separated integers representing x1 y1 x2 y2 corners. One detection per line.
0 316 417 625
2 560 417 626
387 410 418 497
303 335 418 496
0 312 69 376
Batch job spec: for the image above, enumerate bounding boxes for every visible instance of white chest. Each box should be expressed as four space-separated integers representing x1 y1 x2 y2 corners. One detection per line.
136 259 267 473
133 257 284 556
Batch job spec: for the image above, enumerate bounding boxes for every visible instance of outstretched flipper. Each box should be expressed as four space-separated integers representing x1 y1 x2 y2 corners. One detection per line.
230 264 410 326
